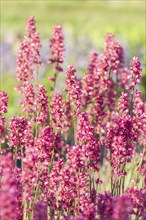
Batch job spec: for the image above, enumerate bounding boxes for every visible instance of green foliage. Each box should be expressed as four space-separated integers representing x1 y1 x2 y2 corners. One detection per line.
1 0 145 46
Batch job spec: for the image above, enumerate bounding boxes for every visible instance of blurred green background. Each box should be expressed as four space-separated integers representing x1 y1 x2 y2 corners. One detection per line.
1 0 146 117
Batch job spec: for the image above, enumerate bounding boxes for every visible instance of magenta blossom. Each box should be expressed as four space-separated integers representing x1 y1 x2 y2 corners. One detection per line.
48 25 64 72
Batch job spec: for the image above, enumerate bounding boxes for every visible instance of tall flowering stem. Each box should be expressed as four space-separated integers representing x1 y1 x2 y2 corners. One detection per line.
48 25 64 93
65 65 83 145
66 65 83 116
16 16 43 120
126 57 142 90
103 33 124 75
77 112 100 172
25 16 43 67
34 84 49 125
16 41 34 83
48 25 64 72
0 91 8 145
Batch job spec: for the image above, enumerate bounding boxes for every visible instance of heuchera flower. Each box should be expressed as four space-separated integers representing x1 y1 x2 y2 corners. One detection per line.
25 16 43 66
103 33 124 74
63 100 72 133
0 91 8 114
116 92 130 116
48 25 64 72
22 145 38 207
133 90 146 143
113 194 131 220
1 16 146 219
43 158 64 215
0 91 8 143
82 54 114 144
77 112 100 171
8 116 33 149
36 125 55 163
125 57 142 90
57 164 85 215
126 186 146 218
0 153 19 220
97 192 114 220
50 94 72 133
50 93 65 130
34 84 49 124
34 126 57 209
82 53 109 108
119 67 129 88
88 51 98 75
82 52 98 105
19 82 35 115
33 200 48 220
105 93 135 175
16 41 34 82
66 65 83 115
97 192 132 220
0 117 5 135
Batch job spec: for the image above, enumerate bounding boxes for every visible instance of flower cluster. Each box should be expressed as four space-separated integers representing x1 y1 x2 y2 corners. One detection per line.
0 153 19 220
0 91 8 144
20 82 35 115
66 65 83 115
25 16 43 66
103 33 124 74
36 125 55 162
48 24 64 72
16 41 34 82
50 94 65 130
0 117 5 137
0 91 8 114
1 17 145 220
133 90 146 141
77 112 100 171
8 116 33 149
106 115 134 175
97 192 132 220
125 57 142 90
33 200 48 220
82 52 98 105
34 84 49 124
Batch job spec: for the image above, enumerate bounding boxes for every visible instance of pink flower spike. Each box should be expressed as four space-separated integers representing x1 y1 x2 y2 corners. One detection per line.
125 57 142 90
16 41 34 82
0 91 8 114
48 25 64 72
25 16 43 66
66 65 83 115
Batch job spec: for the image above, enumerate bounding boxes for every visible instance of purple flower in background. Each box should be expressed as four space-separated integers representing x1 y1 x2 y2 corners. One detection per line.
33 200 48 220
113 194 131 220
